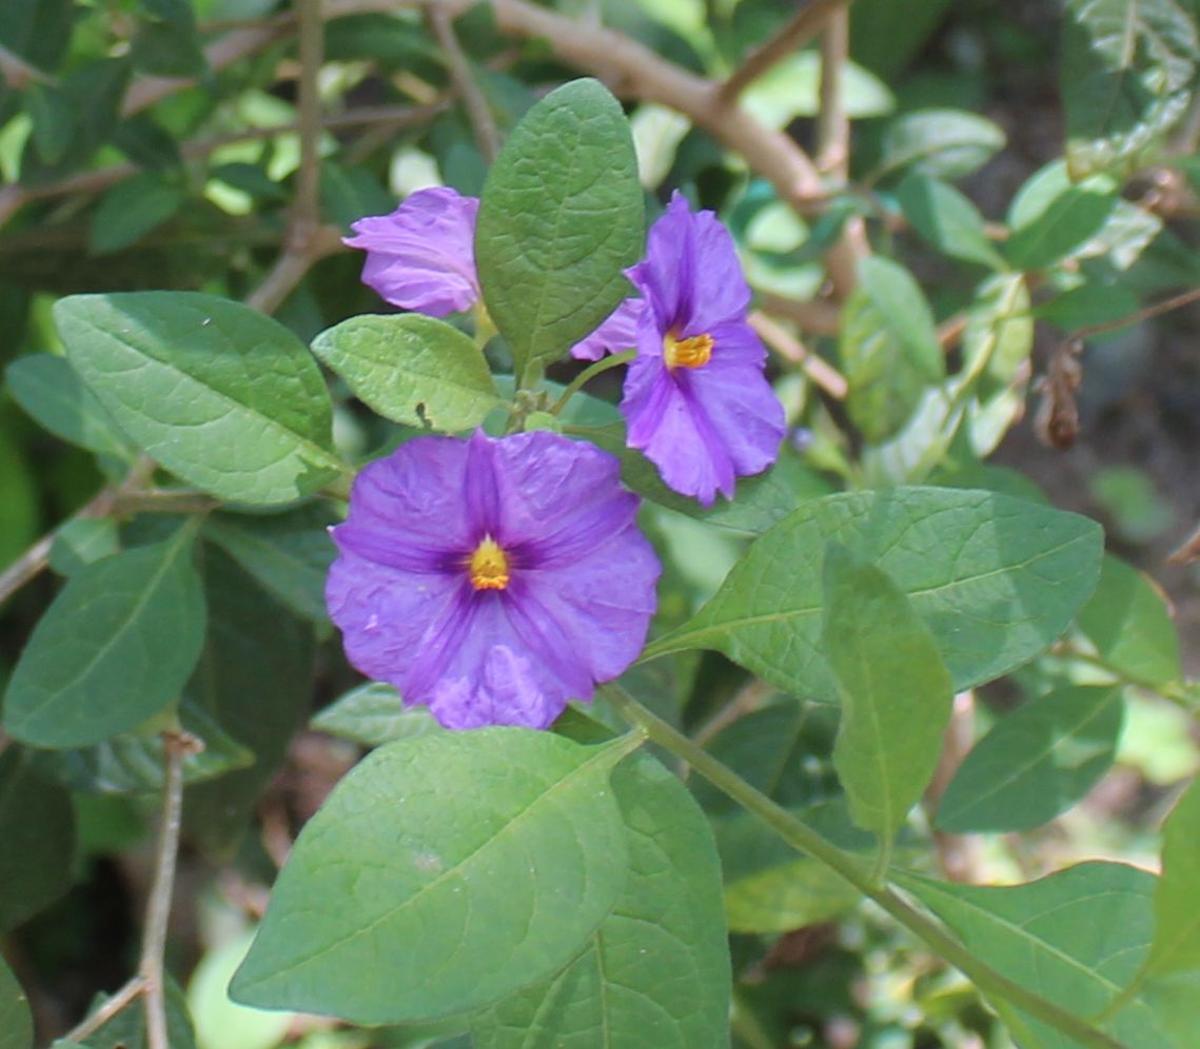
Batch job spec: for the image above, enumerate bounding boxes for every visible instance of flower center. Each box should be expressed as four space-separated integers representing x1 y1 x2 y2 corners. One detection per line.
468 536 510 591
663 330 714 370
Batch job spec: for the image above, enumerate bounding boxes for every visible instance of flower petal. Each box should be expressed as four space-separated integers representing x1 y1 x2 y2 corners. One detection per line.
569 297 645 361
343 187 480 316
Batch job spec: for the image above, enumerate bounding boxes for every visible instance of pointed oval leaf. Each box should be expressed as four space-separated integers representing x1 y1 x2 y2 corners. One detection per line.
936 685 1124 833
646 487 1104 699
311 314 500 432
895 862 1177 1049
473 755 730 1049
476 78 644 380
0 954 32 1049
55 292 341 505
230 730 637 1024
1146 777 1200 978
823 546 954 843
3 524 206 748
310 682 440 748
897 173 1006 269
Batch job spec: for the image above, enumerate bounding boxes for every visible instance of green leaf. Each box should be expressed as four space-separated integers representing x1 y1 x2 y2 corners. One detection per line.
1078 555 1181 689
1004 162 1119 270
740 51 894 129
311 314 500 431
961 272 1034 399
78 977 195 1049
3 522 206 748
55 292 341 505
476 79 644 381
130 0 206 78
310 682 441 747
183 547 314 858
645 487 1104 698
203 505 336 623
840 257 942 442
1063 0 1196 179
0 748 76 931
894 862 1179 1049
6 353 134 458
89 173 184 255
472 755 730 1049
28 82 75 166
876 109 1006 181
935 685 1124 833
1145 777 1200 977
823 545 954 844
231 730 638 1023
896 173 1006 269
49 518 121 576
0 954 32 1049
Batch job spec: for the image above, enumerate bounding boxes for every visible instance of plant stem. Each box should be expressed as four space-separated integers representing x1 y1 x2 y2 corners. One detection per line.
550 349 636 415
140 731 196 1049
59 975 147 1044
602 683 1131 1049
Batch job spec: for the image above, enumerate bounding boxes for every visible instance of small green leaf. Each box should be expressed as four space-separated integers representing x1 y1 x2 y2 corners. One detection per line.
1145 777 1200 977
55 292 341 505
1078 555 1181 689
935 685 1124 833
231 731 637 1024
857 256 943 380
203 505 336 623
6 354 134 459
0 953 32 1049
646 487 1103 699
28 82 75 165
311 682 441 748
3 522 206 748
897 173 1005 269
476 79 644 381
130 0 206 78
0 748 76 931
823 546 953 845
877 109 1006 181
49 518 121 576
1004 162 1118 270
472 755 730 1049
78 976 195 1049
89 173 184 255
311 314 500 432
961 272 1033 398
895 862 1177 1049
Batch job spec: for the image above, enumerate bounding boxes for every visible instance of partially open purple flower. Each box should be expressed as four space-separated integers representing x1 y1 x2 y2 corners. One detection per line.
622 193 785 506
343 187 480 317
326 431 661 730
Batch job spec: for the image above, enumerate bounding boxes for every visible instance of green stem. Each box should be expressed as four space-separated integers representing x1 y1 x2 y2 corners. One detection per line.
601 683 1131 1049
550 349 636 416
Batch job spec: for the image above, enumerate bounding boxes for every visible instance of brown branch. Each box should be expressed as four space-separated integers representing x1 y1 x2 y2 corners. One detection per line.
816 7 849 179
1071 284 1200 340
0 43 54 89
748 310 848 399
427 7 500 162
757 290 841 335
59 976 148 1045
720 0 853 102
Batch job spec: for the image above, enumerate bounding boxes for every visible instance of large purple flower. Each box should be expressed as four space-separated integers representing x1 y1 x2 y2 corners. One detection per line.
622 193 785 506
344 188 642 357
326 431 661 730
343 186 480 317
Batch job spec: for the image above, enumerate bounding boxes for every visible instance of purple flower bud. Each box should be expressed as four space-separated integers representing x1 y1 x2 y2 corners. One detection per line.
326 431 661 730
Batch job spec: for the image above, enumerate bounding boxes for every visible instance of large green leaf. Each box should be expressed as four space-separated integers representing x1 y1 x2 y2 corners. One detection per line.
203 505 336 623
231 730 638 1024
1077 555 1181 689
645 487 1103 699
3 522 206 748
935 685 1124 833
476 79 644 381
823 546 954 846
1063 0 1197 178
0 954 32 1049
0 748 76 931
472 755 730 1049
55 292 342 505
895 862 1179 1049
311 314 500 432
183 546 314 858
1145 777 1200 977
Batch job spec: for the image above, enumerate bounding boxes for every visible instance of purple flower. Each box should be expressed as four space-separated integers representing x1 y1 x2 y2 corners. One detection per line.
326 431 661 730
622 193 785 506
570 297 644 361
343 187 480 317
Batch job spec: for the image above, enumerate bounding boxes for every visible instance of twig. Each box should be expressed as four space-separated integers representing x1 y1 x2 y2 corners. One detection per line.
815 6 850 180
245 224 345 313
0 43 54 89
1071 285 1200 340
59 976 147 1044
720 0 853 101
427 7 500 162
748 310 848 398
140 732 198 1049
757 290 841 335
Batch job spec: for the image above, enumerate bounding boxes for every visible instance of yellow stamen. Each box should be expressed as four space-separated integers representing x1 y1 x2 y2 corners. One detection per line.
663 330 714 370
468 536 510 591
